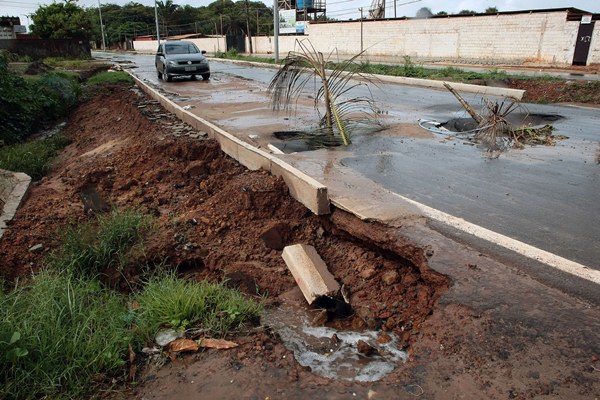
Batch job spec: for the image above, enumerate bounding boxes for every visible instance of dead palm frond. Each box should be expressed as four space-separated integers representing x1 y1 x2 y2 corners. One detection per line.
474 98 519 151
268 39 382 146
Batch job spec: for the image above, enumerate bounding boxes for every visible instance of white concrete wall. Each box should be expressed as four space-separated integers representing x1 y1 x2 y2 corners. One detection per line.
138 12 600 65
133 37 225 54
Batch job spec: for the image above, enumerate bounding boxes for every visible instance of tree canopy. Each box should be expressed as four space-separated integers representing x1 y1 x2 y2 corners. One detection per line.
31 0 91 40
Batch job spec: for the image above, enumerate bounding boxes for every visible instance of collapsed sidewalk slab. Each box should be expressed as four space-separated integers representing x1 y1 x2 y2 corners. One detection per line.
282 244 340 304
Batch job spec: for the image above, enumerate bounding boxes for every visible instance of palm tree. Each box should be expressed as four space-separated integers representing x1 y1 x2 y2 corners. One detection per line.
157 0 179 37
268 39 381 146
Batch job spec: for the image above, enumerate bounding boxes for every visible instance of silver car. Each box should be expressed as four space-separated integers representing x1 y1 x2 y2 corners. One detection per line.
155 41 210 82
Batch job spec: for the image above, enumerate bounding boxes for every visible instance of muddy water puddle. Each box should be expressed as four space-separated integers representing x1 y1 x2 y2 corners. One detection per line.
262 303 407 382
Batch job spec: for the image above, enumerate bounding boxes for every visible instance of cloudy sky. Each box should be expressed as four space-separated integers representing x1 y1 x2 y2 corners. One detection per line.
1 0 598 28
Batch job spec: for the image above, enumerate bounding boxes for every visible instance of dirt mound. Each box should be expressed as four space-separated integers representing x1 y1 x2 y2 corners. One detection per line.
0 85 447 348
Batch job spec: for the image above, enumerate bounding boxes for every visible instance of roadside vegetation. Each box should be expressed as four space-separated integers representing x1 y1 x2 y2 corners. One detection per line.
1 209 263 399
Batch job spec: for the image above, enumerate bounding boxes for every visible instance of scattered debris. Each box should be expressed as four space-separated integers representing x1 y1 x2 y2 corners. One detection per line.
198 338 238 349
282 244 340 304
169 339 199 353
28 244 43 253
155 328 180 347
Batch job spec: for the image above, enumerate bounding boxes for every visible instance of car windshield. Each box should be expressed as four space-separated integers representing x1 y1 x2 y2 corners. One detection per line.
164 43 199 55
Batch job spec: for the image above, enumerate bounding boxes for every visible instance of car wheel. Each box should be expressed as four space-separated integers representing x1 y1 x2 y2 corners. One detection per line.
201 72 210 80
162 68 172 82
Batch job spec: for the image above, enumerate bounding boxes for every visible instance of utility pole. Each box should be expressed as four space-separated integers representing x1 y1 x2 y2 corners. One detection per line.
154 0 160 45
359 7 363 52
220 15 224 36
256 9 259 36
273 0 279 62
97 0 106 50
244 0 253 54
394 0 397 18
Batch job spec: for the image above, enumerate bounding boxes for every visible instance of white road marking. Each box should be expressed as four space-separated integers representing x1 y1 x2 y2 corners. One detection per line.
392 192 600 285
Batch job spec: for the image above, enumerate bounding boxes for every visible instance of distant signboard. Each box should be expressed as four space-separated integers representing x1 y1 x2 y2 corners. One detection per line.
279 9 296 34
581 15 592 24
13 25 26 33
296 21 305 34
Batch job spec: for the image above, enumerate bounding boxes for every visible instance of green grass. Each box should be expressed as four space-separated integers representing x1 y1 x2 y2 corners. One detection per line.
0 133 71 180
43 56 94 69
47 209 151 280
0 270 133 399
86 71 133 87
215 51 559 83
1 207 264 398
135 272 263 340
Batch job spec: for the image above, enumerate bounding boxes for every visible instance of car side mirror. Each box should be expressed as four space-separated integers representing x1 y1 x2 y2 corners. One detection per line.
201 50 206 55
156 52 163 56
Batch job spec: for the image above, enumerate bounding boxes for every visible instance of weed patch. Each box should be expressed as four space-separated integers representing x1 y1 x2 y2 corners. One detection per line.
47 208 151 282
0 270 133 399
86 71 134 87
0 133 71 179
135 272 263 340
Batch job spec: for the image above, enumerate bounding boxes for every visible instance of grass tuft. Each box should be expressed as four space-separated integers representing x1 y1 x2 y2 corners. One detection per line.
47 209 151 280
0 133 71 179
135 272 263 340
86 71 134 87
0 270 132 399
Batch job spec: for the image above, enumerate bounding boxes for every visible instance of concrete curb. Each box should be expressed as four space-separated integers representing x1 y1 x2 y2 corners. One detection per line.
127 73 330 215
0 170 32 239
214 58 526 99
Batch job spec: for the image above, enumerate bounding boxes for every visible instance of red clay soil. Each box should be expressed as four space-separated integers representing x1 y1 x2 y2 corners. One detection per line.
0 85 448 389
508 78 600 105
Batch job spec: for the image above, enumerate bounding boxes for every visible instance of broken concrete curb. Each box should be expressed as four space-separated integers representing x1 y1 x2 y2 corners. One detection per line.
126 71 330 215
0 170 32 239
282 244 340 304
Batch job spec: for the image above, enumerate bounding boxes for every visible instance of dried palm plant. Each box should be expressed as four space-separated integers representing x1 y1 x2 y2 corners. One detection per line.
474 98 519 151
268 39 382 146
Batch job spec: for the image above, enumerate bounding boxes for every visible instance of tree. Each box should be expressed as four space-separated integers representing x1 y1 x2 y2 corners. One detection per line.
458 9 477 15
415 7 433 18
485 6 499 13
436 11 448 16
157 0 180 36
31 0 90 40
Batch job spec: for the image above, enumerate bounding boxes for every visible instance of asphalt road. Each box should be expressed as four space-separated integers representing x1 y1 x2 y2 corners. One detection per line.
103 52 600 271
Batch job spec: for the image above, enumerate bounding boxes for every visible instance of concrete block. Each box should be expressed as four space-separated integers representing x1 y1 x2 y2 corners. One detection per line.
0 170 31 239
270 157 330 215
282 244 340 304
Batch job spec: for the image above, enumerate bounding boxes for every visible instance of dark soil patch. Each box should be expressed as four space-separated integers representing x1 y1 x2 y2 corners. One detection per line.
508 79 600 105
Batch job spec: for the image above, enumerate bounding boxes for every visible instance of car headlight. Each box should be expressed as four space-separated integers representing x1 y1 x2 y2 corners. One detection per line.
168 60 178 67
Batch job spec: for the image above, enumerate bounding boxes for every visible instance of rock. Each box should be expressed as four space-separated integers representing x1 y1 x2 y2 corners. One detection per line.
331 333 341 345
28 244 43 253
381 270 399 285
260 222 290 250
377 333 392 344
155 328 179 347
356 306 378 329
360 267 377 280
184 161 208 178
311 309 328 326
356 340 377 356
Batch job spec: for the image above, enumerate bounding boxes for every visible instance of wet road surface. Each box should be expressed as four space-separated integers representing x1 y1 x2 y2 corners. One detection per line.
101 52 600 271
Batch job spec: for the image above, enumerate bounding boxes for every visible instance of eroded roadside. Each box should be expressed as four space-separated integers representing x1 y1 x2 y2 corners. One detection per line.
1 83 598 399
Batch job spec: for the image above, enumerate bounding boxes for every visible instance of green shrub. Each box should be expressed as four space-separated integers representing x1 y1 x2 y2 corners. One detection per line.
86 71 133 87
36 71 81 117
0 133 71 179
0 270 133 399
135 272 263 340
